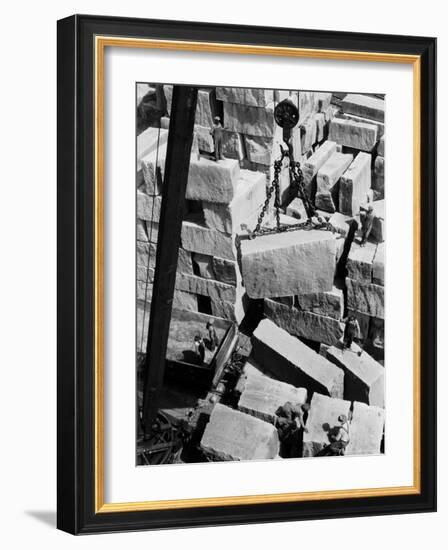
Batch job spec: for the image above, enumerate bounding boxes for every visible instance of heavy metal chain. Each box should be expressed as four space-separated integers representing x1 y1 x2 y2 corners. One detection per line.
251 156 284 237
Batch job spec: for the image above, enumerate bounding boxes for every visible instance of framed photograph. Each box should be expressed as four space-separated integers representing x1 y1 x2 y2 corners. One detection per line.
57 14 436 534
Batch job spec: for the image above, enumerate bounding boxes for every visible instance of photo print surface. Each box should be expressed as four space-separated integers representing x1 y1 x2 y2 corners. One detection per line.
136 84 385 466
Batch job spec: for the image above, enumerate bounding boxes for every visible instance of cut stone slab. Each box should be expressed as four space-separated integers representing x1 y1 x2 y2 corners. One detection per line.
328 212 356 237
302 140 338 195
216 87 274 107
223 101 275 137
137 127 169 163
222 130 246 161
346 401 385 456
264 299 345 346
192 252 215 279
378 134 385 157
212 257 239 286
203 170 266 234
181 220 236 260
240 229 338 298
195 124 214 153
371 199 385 242
328 118 378 152
373 242 385 285
346 241 377 283
252 319 344 398
243 134 274 165
295 286 344 320
145 221 159 243
137 191 162 222
339 152 372 216
373 155 385 197
346 278 384 319
342 112 385 139
139 149 166 195
210 290 246 324
302 393 351 457
200 404 280 461
341 93 385 122
175 272 238 302
237 361 307 424
137 219 148 242
316 152 353 212
301 115 318 154
326 344 384 408
165 85 218 127
286 198 307 220
177 248 194 275
186 157 240 204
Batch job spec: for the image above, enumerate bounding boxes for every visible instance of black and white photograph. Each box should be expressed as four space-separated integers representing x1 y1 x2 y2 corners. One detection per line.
136 84 386 465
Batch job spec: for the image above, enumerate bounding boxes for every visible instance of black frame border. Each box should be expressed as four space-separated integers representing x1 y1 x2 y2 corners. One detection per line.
57 14 436 534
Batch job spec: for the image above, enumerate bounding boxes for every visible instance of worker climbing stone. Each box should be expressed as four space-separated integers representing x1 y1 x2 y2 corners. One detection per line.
360 203 375 246
210 116 224 161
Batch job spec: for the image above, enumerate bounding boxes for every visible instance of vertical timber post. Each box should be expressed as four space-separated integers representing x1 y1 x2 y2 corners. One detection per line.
142 86 198 432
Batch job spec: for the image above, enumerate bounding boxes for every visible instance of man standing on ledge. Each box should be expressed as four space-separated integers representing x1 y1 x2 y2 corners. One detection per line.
210 116 224 161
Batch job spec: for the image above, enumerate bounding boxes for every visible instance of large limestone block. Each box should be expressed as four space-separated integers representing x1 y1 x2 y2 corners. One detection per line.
243 134 274 165
346 278 384 319
264 299 345 346
346 241 377 283
175 272 238 302
371 199 385 242
341 93 385 122
302 393 351 457
137 191 162 222
252 319 345 398
316 153 353 212
326 345 384 407
346 401 385 456
223 101 275 137
186 158 240 204
328 212 355 237
240 230 338 298
328 118 378 152
300 115 318 154
286 198 307 220
200 404 280 461
237 362 307 424
212 256 239 286
210 288 246 323
339 152 372 216
137 219 148 242
203 170 266 233
181 220 236 260
195 124 214 153
302 140 338 195
216 87 274 107
342 112 385 139
145 221 159 243
177 248 194 275
139 148 166 196
164 85 218 127
372 242 385 285
137 127 169 164
296 286 344 320
373 155 385 197
137 241 157 269
222 130 246 161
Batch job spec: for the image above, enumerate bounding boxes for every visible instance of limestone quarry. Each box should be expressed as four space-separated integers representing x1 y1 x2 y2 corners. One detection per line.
136 83 385 464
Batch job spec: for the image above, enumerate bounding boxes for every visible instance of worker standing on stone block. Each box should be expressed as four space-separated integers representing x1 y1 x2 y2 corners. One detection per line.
360 203 375 246
210 116 225 161
193 334 205 364
343 315 361 352
206 320 219 351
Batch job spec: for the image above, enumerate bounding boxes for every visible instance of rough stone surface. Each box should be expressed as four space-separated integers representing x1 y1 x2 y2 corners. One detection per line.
200 404 280 461
195 124 214 153
302 393 351 457
328 212 356 237
136 219 148 242
223 101 275 137
301 115 318 154
286 198 307 220
203 170 266 233
186 158 240 204
210 291 246 324
165 86 218 127
216 87 274 107
192 252 215 279
177 248 194 275
346 278 384 319
140 150 166 195
137 241 157 269
346 241 377 283
339 152 372 216
252 319 345 398
342 112 385 139
341 93 385 122
373 242 385 285
175 272 238 302
137 191 162 222
264 299 345 346
378 134 385 156
371 199 385 242
181 220 236 260
347 308 371 341
137 127 169 164
212 257 239 286
222 130 246 161
346 401 385 456
328 118 378 152
237 362 307 424
243 134 274 165
316 152 353 212
240 229 338 298
326 344 385 407
295 286 344 320
145 221 159 243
